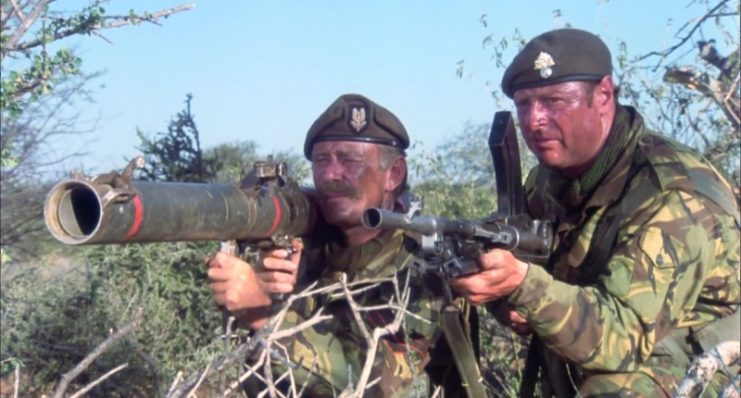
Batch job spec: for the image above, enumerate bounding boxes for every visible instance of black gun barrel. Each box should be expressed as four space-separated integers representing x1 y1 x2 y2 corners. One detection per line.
362 208 478 238
44 179 314 245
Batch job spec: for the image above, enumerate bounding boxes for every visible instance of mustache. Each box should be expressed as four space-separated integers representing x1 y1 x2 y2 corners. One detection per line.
316 181 359 199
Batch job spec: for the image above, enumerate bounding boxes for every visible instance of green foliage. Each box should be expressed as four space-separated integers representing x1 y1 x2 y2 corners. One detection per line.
0 144 19 168
1 1 190 122
204 141 312 184
205 140 261 183
83 242 224 388
1 261 113 395
0 243 223 396
0 49 82 117
0 357 24 379
137 94 212 183
136 95 312 185
410 123 497 218
478 314 529 395
410 122 536 218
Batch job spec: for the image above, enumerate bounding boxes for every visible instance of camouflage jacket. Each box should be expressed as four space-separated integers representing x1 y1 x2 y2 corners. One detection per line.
261 227 451 397
513 106 740 389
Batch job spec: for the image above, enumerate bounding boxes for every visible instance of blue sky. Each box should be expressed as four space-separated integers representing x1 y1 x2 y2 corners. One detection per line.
58 1 706 173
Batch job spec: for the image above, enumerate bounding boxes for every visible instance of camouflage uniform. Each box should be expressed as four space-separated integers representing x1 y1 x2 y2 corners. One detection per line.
514 106 740 396
256 225 462 397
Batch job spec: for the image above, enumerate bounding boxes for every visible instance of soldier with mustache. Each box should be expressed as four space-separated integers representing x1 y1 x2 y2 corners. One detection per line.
208 94 481 397
450 29 740 396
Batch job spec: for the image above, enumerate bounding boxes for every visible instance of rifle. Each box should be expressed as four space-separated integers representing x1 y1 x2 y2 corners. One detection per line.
361 111 553 278
44 156 315 250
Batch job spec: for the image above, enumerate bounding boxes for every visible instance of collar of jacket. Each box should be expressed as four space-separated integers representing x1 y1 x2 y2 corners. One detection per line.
321 228 408 282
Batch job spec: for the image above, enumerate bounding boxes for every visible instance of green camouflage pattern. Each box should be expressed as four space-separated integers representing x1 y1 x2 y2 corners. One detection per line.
263 228 451 397
512 106 740 396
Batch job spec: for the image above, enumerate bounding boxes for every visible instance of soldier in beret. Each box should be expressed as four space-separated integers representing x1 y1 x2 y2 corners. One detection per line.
451 28 740 396
208 94 482 396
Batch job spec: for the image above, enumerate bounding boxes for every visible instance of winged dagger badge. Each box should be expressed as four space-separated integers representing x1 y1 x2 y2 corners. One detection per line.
350 107 367 132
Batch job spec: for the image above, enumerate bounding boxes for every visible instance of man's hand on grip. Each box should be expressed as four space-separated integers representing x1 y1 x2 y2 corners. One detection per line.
449 248 529 305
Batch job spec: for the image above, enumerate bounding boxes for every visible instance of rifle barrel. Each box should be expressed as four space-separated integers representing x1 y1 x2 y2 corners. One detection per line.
362 208 478 238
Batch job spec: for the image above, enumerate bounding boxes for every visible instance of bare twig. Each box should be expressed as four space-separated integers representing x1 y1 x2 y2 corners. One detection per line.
721 375 741 398
675 340 740 397
102 4 195 29
134 342 161 398
13 362 19 398
167 340 252 397
222 351 267 396
341 274 372 343
638 0 732 67
3 0 50 50
167 371 184 396
68 363 129 398
7 0 27 22
52 308 144 398
170 272 418 398
7 3 196 53
186 360 211 398
339 272 411 397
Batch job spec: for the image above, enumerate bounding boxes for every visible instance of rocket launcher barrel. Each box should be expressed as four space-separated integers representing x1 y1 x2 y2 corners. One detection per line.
44 158 314 246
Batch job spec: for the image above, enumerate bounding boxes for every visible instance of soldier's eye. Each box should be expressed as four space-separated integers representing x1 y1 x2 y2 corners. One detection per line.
342 157 362 164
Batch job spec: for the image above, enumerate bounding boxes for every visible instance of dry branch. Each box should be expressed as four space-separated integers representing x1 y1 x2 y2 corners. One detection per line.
166 273 418 398
638 0 732 67
2 0 50 50
52 307 144 398
68 363 129 398
675 340 740 397
2 3 196 54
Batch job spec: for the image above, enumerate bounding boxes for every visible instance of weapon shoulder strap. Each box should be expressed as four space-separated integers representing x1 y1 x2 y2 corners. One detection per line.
440 299 488 398
402 238 487 397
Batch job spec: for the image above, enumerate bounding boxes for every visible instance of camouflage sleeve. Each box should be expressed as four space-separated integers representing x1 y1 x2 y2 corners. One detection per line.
508 189 740 371
261 272 445 397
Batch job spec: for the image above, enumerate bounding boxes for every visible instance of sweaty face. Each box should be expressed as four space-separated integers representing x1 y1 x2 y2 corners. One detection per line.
513 81 609 177
310 141 395 229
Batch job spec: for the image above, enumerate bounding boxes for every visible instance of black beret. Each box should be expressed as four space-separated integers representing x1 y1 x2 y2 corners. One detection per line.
304 94 409 159
501 28 612 98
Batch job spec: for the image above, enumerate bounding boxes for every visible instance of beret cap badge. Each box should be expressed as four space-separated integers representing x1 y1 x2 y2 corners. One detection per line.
534 51 555 79
350 107 367 132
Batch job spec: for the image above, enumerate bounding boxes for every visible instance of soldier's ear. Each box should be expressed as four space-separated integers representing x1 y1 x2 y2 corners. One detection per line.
385 157 406 192
594 75 614 112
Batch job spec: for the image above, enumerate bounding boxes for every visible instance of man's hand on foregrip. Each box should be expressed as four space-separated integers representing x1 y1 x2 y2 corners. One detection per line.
206 252 272 330
256 238 303 294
